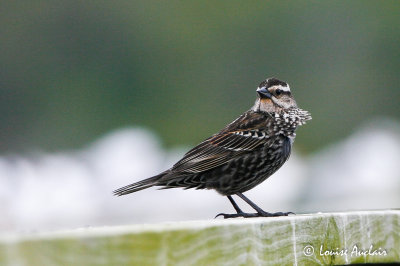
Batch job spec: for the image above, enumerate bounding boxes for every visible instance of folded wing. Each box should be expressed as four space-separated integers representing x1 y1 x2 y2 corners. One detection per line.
171 112 271 174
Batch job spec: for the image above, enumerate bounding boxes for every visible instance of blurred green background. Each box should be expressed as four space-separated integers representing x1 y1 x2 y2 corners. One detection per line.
1 0 399 153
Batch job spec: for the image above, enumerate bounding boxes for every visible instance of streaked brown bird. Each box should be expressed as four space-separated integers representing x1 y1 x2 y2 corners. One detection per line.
114 78 312 218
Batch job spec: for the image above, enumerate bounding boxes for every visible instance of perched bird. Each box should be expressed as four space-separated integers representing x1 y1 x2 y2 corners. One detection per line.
114 78 312 218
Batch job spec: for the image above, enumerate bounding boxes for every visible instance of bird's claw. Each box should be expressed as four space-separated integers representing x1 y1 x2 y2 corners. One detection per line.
215 212 258 219
265 211 295 216
215 211 295 219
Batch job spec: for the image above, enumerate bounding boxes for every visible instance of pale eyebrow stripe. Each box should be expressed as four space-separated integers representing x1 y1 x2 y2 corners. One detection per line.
278 85 291 92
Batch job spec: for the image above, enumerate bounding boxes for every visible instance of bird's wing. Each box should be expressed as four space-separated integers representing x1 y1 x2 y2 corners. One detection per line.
171 111 272 173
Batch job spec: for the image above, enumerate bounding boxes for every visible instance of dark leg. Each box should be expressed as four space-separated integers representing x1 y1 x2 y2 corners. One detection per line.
216 193 294 219
237 193 294 217
215 196 243 218
228 196 243 213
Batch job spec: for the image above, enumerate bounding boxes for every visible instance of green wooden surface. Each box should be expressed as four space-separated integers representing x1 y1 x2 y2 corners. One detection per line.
0 210 399 265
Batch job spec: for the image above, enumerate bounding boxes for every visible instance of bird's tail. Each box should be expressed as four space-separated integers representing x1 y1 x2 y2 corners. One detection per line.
113 173 164 196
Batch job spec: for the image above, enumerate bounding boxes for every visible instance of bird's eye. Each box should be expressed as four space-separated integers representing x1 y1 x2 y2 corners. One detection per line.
275 89 283 96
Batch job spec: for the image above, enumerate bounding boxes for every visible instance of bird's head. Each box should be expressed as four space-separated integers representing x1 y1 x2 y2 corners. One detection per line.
253 77 297 113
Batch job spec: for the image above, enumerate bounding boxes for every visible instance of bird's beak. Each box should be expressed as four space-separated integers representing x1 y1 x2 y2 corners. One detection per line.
256 87 272 99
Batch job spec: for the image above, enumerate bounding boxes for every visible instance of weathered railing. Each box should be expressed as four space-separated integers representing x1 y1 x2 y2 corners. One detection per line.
0 210 399 265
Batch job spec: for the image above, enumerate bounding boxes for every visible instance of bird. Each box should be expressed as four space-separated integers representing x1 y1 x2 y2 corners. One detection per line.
114 77 312 218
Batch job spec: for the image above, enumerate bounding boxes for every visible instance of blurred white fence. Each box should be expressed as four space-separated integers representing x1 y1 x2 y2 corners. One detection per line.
0 119 399 232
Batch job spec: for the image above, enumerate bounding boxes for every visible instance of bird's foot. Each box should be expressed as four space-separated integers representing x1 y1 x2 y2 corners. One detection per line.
215 211 294 219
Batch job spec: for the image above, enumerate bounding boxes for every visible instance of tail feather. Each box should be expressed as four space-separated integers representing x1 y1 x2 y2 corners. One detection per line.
113 174 163 196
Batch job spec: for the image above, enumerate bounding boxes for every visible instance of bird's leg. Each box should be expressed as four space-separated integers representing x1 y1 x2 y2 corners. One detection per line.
227 195 243 213
236 193 294 217
216 193 294 219
215 196 243 218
